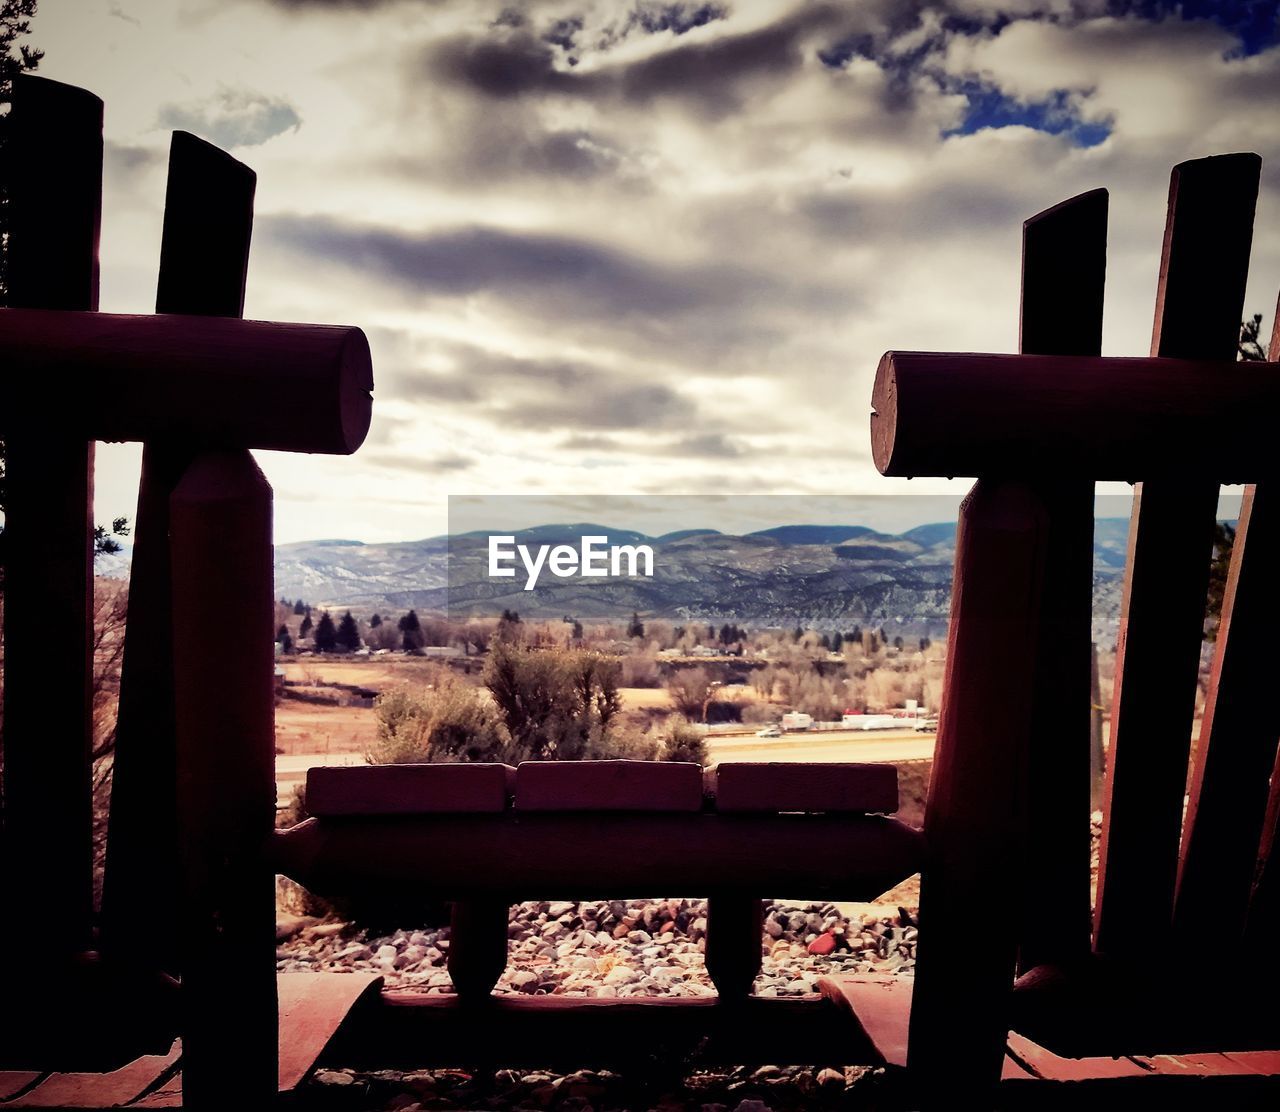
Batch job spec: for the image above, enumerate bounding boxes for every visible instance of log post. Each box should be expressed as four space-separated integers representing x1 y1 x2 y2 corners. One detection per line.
907 481 1048 1103
102 133 255 974
704 894 763 1000
447 898 510 1000
170 451 277 1108
1094 153 1260 959
1 74 102 962
1175 303 1280 944
1016 189 1106 975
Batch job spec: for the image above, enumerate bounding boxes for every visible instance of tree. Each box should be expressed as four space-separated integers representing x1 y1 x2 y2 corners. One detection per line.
336 611 360 652
484 641 603 760
831 631 843 653
293 599 306 615
1240 313 1267 362
275 624 293 654
666 666 716 721
1204 521 1236 642
93 516 130 558
1202 314 1268 639
627 611 645 639
398 609 423 652
313 611 336 653
369 612 382 628
299 613 313 639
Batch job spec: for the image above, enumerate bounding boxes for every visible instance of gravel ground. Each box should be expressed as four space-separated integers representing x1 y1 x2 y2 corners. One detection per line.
276 897 918 998
277 897 917 1110
275 815 1102 1108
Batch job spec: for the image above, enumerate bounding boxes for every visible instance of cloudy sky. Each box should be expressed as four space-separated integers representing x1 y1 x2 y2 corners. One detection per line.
28 0 1280 542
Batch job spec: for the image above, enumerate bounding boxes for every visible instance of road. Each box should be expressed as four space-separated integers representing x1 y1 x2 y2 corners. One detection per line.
706 728 936 764
276 730 936 806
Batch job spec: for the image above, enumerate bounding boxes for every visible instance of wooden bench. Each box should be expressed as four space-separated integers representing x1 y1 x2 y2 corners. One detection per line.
817 152 1280 1104
281 759 917 1002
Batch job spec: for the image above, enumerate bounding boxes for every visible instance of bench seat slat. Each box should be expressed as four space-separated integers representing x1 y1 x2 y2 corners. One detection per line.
306 763 515 816
714 762 897 814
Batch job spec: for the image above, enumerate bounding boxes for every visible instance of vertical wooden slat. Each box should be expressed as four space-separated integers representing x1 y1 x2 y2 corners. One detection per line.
170 451 277 1109
1176 299 1280 943
1093 153 1260 958
704 894 764 1001
908 480 1048 1100
102 133 255 971
1 74 103 958
1017 189 1106 974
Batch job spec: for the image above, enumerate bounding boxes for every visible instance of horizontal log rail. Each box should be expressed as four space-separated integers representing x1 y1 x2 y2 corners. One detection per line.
0 308 372 453
272 813 925 900
872 350 1280 480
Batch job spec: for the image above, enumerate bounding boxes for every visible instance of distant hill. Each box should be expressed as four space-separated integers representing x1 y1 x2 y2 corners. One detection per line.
255 519 1148 644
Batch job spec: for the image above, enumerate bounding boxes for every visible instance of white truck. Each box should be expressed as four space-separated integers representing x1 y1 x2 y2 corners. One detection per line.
781 711 813 731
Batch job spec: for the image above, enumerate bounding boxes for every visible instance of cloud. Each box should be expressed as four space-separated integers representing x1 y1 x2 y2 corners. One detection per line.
158 88 302 148
260 212 778 323
427 3 836 116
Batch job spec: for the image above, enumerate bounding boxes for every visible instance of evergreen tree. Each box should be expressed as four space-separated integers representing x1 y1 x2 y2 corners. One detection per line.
293 599 306 615
336 610 361 652
398 609 423 652
299 613 313 638
370 612 382 628
627 611 645 639
276 624 293 654
831 631 843 652
313 611 337 653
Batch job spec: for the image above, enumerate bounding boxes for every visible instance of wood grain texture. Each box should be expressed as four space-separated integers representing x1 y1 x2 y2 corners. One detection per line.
870 350 1280 480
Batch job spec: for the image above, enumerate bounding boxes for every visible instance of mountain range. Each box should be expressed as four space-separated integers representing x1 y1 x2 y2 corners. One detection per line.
247 519 1136 641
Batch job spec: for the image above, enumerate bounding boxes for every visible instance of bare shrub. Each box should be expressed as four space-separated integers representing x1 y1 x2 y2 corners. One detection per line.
662 716 709 765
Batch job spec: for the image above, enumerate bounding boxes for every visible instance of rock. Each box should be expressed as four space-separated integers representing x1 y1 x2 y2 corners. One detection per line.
510 970 539 993
808 932 837 956
764 920 783 939
732 1101 773 1112
314 1070 355 1086
817 1067 844 1089
301 920 347 941
604 966 638 986
549 901 575 918
275 914 319 942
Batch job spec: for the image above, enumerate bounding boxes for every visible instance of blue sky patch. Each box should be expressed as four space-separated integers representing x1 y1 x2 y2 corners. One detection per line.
1108 1 1280 57
943 82 1112 147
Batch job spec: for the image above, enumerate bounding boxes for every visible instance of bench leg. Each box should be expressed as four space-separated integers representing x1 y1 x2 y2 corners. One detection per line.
448 898 509 999
705 894 763 1000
